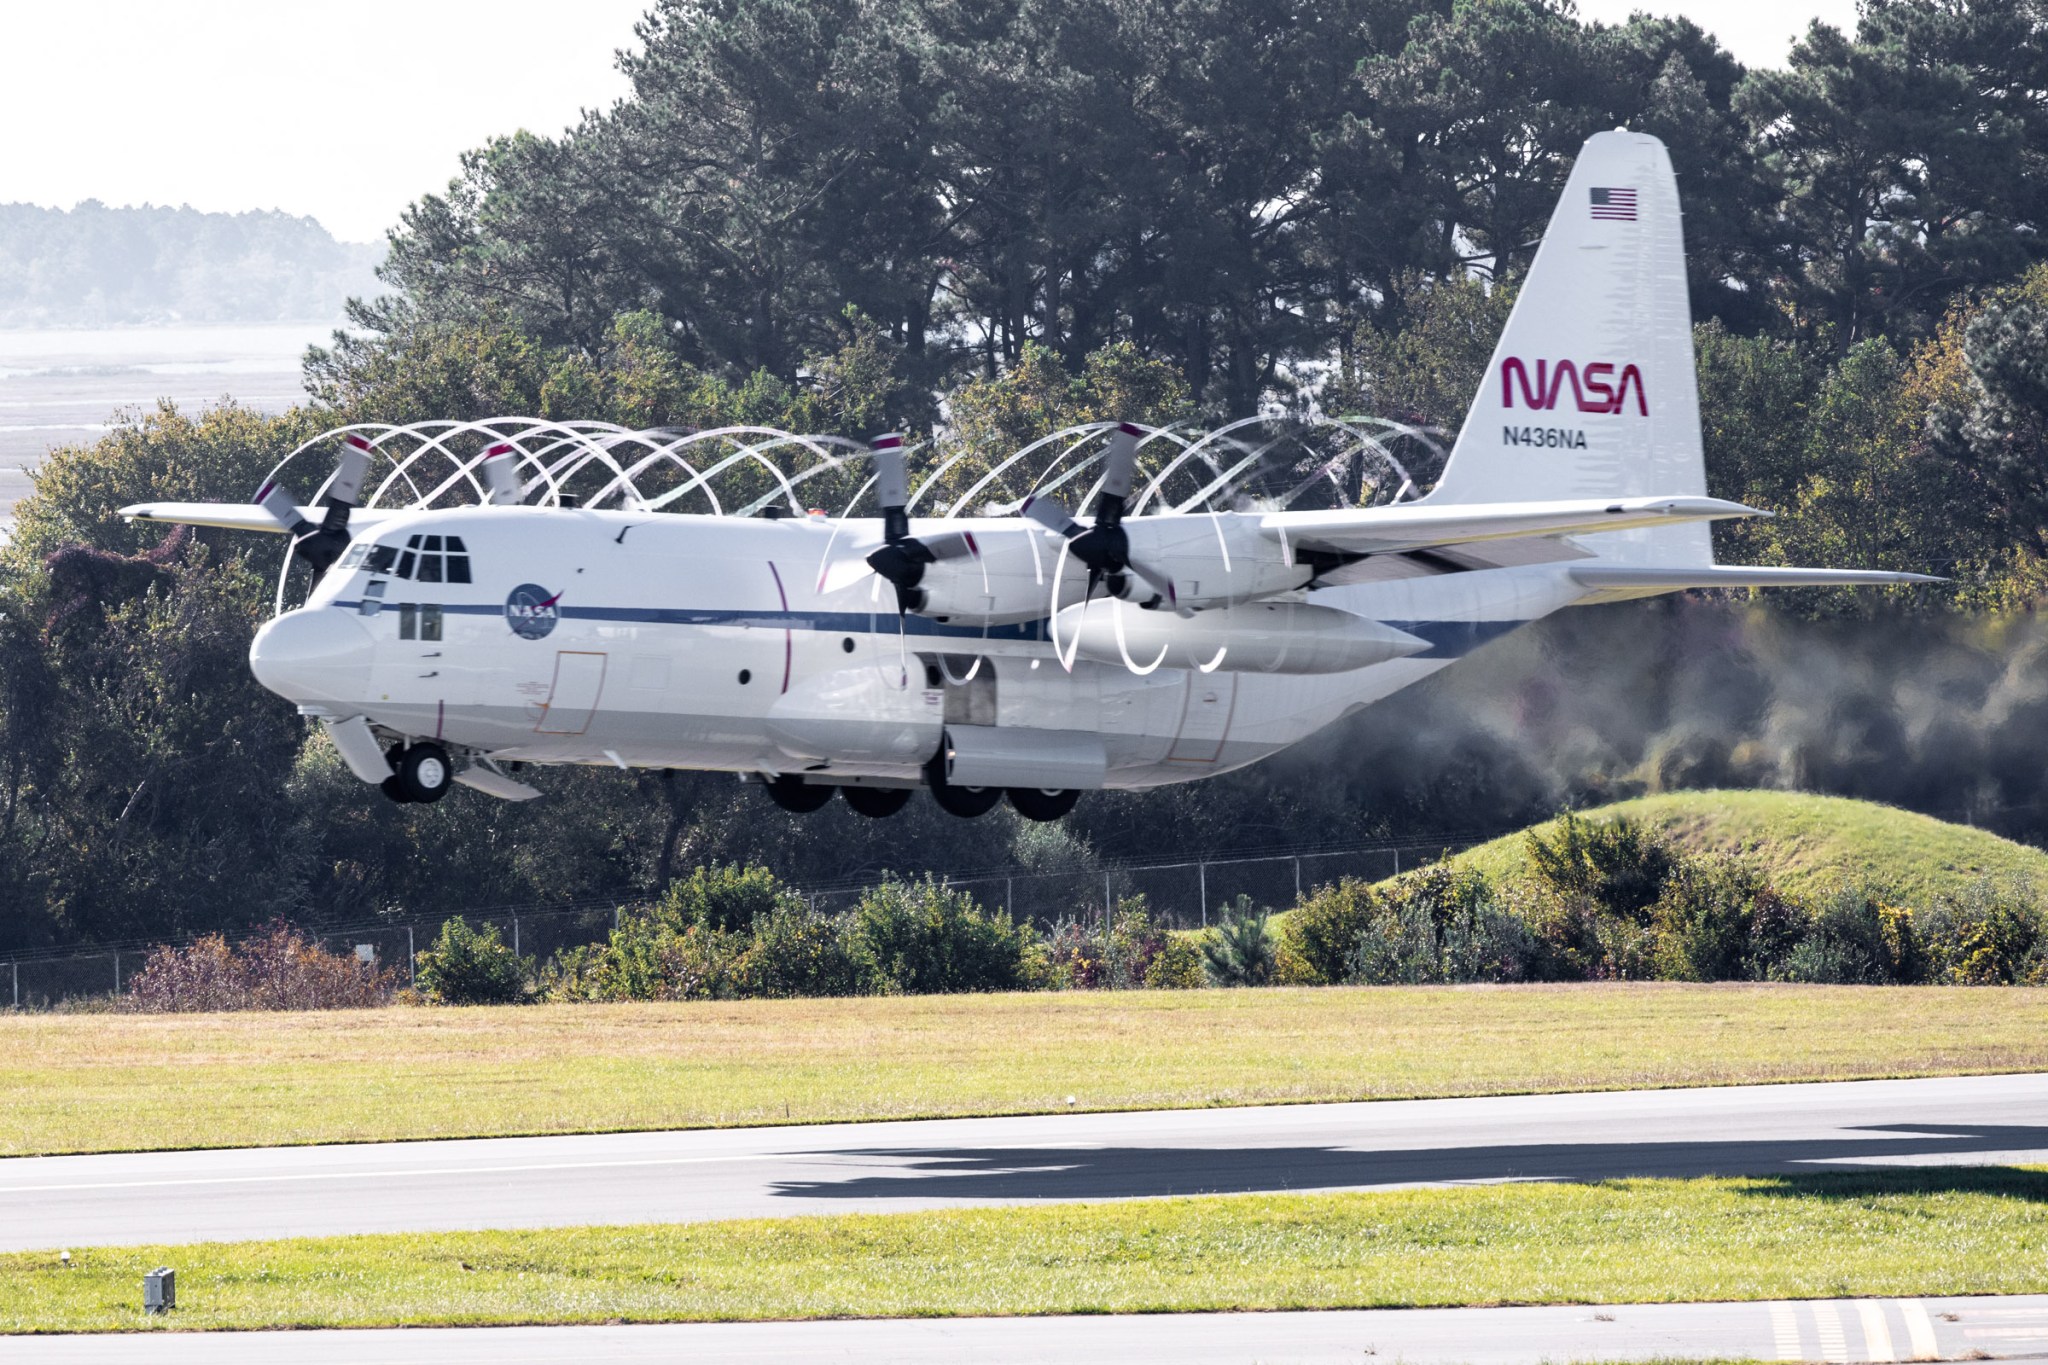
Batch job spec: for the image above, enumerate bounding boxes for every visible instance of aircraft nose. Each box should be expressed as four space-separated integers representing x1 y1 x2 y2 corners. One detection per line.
249 607 375 706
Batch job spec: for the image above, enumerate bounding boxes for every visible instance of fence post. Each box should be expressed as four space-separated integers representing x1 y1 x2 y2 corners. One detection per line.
512 913 520 958
10 961 16 1009
615 905 622 932
1294 857 1301 904
1006 877 1013 919
1199 862 1208 928
1393 848 1400 876
1103 872 1112 925
112 950 119 995
406 925 415 988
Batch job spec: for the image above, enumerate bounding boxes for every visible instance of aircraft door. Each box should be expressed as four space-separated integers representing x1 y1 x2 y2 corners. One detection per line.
1166 673 1236 763
536 651 607 734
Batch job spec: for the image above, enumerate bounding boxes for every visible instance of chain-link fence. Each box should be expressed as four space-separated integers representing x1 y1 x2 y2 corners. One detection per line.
1 831 1497 1009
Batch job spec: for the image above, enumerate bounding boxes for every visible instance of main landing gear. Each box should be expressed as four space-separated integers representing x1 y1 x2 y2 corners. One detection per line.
757 773 1080 821
381 741 453 804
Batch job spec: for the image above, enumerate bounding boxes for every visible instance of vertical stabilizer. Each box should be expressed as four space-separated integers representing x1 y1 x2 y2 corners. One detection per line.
1429 130 1709 567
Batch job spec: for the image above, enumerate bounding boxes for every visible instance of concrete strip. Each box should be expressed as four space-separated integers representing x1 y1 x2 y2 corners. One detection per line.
0 1073 2042 1251
4 1296 2044 1364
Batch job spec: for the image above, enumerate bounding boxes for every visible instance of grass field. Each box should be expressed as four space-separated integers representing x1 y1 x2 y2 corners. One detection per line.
4 1168 2041 1332
3 984 2045 1156
1436 790 2048 902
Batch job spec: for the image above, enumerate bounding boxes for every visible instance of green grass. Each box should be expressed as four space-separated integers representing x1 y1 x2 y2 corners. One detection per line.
3 985 2046 1156
5 1169 2042 1332
1434 789 2048 903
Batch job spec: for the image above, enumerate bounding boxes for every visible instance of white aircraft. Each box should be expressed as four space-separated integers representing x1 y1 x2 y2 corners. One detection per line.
122 130 1931 820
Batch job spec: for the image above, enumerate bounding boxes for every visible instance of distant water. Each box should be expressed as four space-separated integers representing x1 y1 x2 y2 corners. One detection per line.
0 322 329 534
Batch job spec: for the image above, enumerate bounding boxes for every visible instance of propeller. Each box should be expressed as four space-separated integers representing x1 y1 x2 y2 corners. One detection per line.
862 433 977 613
1022 423 1176 610
480 443 524 505
254 433 372 578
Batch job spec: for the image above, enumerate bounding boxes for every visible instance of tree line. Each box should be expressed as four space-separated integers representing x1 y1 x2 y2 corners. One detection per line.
3 0 2048 953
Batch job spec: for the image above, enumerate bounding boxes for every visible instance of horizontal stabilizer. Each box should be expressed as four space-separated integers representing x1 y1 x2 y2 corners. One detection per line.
1572 564 1944 592
120 502 394 534
1262 495 1763 557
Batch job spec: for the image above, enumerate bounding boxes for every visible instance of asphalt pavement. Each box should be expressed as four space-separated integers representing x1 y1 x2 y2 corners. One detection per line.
7 1295 2047 1363
2 1072 2043 1250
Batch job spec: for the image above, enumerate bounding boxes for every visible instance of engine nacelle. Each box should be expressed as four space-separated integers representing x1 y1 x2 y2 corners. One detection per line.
907 515 1313 625
1052 600 1430 674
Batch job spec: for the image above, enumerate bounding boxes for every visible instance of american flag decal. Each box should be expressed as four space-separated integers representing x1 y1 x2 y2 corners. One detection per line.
1590 187 1637 221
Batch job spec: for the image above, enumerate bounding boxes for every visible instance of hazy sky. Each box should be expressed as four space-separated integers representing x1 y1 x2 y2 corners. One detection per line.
4 0 1864 245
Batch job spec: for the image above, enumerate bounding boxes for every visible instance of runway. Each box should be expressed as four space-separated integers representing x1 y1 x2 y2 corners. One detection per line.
2 1073 2043 1251
11 1296 2048 1363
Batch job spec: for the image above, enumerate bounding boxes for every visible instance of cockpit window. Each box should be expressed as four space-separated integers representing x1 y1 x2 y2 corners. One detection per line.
338 544 371 571
397 533 471 584
365 545 397 574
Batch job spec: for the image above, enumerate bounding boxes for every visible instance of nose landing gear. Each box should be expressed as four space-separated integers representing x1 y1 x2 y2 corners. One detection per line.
381 742 454 804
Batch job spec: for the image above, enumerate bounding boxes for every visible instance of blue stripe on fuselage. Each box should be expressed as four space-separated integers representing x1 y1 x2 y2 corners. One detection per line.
329 603 1526 658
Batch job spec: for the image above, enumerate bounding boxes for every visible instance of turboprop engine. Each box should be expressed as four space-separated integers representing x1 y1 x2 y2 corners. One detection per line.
1052 600 1430 674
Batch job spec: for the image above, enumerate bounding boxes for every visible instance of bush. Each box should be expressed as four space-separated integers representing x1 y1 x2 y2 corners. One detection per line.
1346 871 1536 985
1201 896 1275 986
739 905 868 997
655 863 796 933
848 877 1036 993
1281 878 1383 985
415 917 532 1005
1144 935 1205 988
1919 880 2048 984
1526 813 1677 921
122 922 397 1012
1776 889 1912 984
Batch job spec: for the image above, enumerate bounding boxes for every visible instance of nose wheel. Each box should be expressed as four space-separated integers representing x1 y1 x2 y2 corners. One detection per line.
381 742 454 804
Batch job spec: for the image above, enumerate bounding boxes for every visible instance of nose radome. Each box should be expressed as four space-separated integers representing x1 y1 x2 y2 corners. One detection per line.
249 607 375 706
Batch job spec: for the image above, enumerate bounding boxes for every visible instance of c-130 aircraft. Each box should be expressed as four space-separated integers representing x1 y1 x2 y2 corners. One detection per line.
123 130 1932 820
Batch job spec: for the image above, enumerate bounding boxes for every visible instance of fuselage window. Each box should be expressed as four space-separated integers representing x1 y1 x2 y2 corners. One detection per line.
397 603 444 641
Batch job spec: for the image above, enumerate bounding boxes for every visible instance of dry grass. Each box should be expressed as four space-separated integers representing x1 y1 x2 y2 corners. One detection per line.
4 1168 2044 1332
2 984 2045 1156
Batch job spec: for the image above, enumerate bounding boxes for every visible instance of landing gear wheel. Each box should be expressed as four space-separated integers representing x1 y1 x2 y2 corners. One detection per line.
1007 788 1080 822
931 781 1002 818
842 785 912 818
765 774 834 813
395 742 453 804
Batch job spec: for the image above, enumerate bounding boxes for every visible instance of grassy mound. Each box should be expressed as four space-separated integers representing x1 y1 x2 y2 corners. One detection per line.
1441 790 2048 903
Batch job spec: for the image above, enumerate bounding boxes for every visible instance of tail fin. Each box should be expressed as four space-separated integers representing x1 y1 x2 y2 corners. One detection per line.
1429 129 1709 568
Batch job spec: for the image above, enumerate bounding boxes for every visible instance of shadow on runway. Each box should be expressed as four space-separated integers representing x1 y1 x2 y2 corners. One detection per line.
769 1124 2048 1203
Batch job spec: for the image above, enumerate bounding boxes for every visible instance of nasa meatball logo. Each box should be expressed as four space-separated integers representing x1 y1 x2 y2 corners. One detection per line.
505 583 563 640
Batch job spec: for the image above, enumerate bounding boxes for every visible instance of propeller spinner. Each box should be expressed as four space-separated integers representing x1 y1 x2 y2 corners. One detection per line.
1022 423 1176 610
254 433 372 578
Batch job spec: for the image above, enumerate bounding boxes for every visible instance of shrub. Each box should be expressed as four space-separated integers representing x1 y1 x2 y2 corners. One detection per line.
1776 889 1909 984
122 922 397 1012
1919 880 2048 984
848 877 1036 993
1201 896 1275 987
1346 872 1536 985
739 905 868 998
1648 859 1766 982
1526 813 1676 921
655 863 797 933
415 917 531 1005
1144 935 1205 988
1281 878 1383 985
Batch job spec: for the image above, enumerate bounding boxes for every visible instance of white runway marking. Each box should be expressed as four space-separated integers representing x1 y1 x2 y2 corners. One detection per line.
1769 1301 1802 1360
1857 1298 1897 1362
1901 1299 1940 1360
1812 1299 1848 1361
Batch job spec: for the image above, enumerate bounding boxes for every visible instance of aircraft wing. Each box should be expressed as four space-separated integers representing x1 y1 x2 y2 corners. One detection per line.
119 502 395 533
1569 565 1944 590
1259 495 1763 557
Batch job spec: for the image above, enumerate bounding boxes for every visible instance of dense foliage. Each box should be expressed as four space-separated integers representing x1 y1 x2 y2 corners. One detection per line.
1276 815 2048 986
4 0 2048 952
